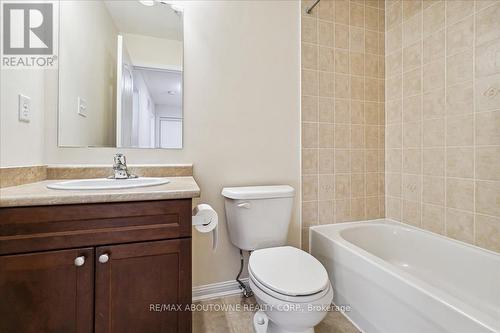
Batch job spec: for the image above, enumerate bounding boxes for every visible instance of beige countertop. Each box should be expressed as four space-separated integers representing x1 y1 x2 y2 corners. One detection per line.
0 176 200 207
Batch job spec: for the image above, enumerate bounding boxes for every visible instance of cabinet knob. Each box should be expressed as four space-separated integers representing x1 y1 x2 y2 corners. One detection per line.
99 253 110 264
74 256 85 267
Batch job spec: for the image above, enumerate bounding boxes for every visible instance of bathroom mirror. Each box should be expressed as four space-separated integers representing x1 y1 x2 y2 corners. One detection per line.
58 0 183 149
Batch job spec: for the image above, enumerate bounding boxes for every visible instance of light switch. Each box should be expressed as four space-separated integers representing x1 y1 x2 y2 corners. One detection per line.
77 97 87 117
18 94 31 122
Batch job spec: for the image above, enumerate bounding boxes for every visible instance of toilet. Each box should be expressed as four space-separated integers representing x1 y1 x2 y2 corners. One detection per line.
222 185 333 333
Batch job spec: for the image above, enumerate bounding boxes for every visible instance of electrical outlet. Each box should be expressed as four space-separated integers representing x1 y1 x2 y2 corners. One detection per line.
77 97 87 117
18 94 31 122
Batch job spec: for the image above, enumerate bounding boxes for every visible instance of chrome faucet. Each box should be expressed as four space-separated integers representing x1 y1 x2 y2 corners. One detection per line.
109 153 137 179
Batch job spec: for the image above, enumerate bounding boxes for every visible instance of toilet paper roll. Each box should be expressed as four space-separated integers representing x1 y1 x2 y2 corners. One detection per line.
192 204 218 250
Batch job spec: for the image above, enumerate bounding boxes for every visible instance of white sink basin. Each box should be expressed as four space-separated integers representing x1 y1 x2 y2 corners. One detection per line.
47 177 170 190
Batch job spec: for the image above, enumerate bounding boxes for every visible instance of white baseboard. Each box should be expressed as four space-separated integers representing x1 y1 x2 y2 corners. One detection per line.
192 278 249 302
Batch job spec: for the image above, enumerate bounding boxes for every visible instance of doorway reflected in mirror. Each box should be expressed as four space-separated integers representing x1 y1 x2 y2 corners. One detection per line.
118 64 182 149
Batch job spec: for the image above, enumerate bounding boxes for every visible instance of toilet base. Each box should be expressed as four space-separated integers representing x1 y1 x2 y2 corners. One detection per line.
253 311 315 333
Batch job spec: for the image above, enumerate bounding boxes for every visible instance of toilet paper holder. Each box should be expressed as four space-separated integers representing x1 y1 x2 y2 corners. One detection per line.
192 204 219 250
192 214 214 226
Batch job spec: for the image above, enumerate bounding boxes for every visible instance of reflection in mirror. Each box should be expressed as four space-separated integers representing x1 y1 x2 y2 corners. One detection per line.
58 0 183 149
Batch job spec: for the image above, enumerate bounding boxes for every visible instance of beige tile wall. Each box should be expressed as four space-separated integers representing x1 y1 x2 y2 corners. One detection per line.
301 0 386 249
385 0 500 253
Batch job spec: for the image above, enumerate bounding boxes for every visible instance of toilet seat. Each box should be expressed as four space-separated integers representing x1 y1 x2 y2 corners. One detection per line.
249 246 330 302
249 270 331 303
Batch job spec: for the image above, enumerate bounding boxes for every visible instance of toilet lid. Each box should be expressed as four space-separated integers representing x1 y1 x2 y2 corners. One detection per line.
248 246 329 296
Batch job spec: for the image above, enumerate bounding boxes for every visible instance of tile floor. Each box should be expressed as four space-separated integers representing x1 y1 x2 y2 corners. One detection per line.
192 294 360 333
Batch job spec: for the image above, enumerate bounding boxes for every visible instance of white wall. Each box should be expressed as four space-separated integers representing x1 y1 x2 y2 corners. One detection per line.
42 1 301 287
123 33 183 71
0 69 46 167
58 0 118 147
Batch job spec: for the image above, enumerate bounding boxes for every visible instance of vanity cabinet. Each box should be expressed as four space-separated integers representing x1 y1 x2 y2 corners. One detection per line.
0 247 94 333
0 199 192 333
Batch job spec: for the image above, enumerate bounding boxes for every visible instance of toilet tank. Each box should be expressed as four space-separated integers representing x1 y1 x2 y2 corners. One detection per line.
221 185 295 251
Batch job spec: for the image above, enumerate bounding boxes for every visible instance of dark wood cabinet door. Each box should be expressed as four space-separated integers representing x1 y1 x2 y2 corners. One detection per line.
95 239 191 333
0 248 94 333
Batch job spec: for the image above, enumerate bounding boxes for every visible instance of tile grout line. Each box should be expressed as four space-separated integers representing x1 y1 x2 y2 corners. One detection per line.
420 0 424 229
363 1 367 220
472 1 477 245
316 5 320 228
332 1 337 224
399 1 403 222
307 5 319 230
347 0 352 223
384 0 388 219
443 0 448 237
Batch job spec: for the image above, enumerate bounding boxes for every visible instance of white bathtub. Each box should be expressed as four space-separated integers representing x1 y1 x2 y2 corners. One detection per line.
310 219 500 333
